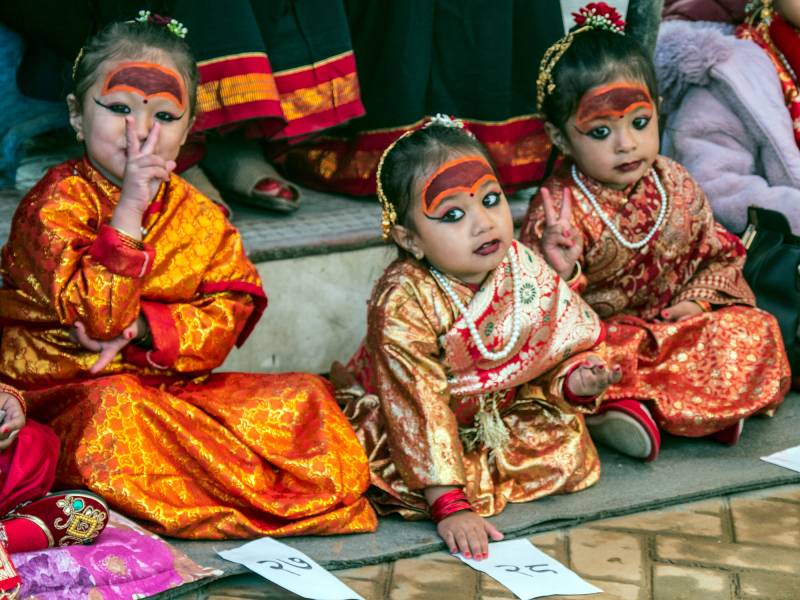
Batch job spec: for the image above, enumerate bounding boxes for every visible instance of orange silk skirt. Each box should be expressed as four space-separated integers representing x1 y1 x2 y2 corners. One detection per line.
25 372 377 539
602 306 790 436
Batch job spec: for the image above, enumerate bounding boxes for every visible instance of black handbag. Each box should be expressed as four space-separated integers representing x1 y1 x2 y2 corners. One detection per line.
741 206 800 374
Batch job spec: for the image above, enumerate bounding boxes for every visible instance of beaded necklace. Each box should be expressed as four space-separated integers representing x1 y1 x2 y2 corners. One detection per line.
430 248 522 362
570 164 668 250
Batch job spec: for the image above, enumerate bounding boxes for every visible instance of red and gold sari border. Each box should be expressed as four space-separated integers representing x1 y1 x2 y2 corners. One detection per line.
275 97 365 139
198 280 267 346
281 117 553 196
197 52 273 82
195 98 284 132
274 51 357 91
194 52 362 135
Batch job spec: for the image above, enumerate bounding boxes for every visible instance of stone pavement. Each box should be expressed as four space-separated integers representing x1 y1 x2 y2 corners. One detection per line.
175 483 800 600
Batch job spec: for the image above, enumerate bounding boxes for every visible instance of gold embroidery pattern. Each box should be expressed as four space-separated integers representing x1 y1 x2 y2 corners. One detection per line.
54 494 108 545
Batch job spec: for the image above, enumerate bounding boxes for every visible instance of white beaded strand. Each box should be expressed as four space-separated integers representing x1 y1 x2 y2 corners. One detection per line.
776 47 798 83
430 248 522 362
570 164 668 250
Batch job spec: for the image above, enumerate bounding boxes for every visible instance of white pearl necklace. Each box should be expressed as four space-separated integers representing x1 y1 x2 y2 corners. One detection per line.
430 248 522 362
570 164 668 250
776 47 798 83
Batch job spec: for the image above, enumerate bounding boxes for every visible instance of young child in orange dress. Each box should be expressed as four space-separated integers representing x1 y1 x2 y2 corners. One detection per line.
0 13 375 541
0 383 107 599
519 2 790 461
335 115 622 561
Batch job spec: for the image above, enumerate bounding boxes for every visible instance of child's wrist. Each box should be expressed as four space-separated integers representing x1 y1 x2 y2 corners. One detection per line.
429 488 473 523
133 316 153 349
0 384 26 416
563 262 581 285
692 300 712 313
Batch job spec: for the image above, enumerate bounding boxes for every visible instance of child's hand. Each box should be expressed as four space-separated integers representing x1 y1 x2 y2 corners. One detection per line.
540 187 583 281
0 391 25 451
438 510 504 561
660 301 704 322
71 319 142 374
567 356 622 397
117 117 176 219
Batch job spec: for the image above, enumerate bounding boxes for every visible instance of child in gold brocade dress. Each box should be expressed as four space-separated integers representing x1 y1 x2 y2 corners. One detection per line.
335 115 622 561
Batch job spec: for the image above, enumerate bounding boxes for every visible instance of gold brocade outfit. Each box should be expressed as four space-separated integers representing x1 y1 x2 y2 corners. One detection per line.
520 156 790 436
0 157 376 539
341 241 607 519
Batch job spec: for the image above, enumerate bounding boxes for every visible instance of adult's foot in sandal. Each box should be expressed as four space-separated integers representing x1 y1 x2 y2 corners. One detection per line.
586 399 661 462
202 137 302 213
253 177 300 212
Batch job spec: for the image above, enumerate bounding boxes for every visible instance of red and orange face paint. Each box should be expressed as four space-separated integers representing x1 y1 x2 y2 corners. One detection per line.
100 61 186 112
574 82 653 133
420 156 498 218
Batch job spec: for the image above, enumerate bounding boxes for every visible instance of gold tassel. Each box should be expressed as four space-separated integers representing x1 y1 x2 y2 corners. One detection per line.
460 392 510 454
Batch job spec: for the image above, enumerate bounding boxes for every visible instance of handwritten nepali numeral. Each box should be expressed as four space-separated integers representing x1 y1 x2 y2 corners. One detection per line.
256 557 314 576
495 563 559 578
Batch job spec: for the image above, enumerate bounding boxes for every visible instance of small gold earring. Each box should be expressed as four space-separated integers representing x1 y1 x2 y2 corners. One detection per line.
75 131 84 142
414 251 424 261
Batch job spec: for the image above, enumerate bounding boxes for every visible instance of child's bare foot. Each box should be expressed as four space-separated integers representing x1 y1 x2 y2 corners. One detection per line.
566 356 622 397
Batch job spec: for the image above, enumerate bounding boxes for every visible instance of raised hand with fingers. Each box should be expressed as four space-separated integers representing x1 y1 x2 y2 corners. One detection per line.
71 318 144 374
540 187 583 281
112 117 177 239
566 355 622 398
660 300 704 322
0 391 26 451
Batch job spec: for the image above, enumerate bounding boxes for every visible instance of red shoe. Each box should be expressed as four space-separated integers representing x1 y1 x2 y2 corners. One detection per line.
5 491 108 548
586 399 661 462
710 419 744 446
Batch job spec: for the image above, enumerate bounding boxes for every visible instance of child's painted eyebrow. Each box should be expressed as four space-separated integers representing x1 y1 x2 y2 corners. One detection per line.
429 179 501 210
101 62 187 110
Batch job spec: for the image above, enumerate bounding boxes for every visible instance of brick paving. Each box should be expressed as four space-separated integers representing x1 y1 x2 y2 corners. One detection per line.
176 484 800 599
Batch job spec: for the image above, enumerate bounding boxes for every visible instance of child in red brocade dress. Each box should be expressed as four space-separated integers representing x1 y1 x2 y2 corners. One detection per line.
519 3 790 462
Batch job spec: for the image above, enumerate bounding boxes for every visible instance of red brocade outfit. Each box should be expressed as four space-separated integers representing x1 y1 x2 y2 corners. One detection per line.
520 156 790 436
0 157 376 539
339 241 608 519
0 384 59 517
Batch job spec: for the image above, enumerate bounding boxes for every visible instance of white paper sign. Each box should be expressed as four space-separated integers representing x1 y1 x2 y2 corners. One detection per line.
761 445 800 473
457 539 601 599
217 537 364 600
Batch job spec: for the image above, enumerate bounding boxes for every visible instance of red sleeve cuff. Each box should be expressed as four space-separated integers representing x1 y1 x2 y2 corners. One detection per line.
89 225 155 278
122 301 179 369
562 362 599 405
198 280 267 347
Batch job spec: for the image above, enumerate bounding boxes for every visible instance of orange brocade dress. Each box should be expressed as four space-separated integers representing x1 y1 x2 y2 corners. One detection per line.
519 156 790 436
0 157 376 539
